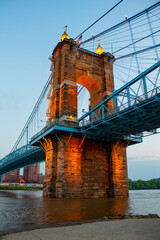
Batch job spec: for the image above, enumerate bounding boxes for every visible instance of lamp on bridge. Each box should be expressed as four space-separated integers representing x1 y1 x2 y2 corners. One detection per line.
61 26 70 41
96 40 104 55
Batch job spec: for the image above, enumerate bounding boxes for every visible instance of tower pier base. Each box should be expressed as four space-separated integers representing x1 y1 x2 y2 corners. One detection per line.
42 134 129 198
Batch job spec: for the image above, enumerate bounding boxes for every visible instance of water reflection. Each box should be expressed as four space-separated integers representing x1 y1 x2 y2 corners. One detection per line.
41 197 129 222
0 190 160 233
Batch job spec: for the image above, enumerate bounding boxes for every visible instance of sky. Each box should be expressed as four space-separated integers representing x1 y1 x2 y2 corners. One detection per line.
0 0 160 180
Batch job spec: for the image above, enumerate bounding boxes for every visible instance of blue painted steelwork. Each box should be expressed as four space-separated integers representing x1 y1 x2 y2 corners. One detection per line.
31 125 81 145
0 145 45 175
78 61 160 138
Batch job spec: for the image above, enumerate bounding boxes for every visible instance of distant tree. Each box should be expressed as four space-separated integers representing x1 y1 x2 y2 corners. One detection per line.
128 179 133 189
128 178 160 190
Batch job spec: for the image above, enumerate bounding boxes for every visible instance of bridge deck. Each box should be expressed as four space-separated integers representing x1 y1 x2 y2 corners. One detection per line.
0 147 45 175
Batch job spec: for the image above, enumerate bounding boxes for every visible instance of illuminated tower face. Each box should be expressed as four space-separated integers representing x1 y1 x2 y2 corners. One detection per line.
46 35 114 126
46 27 71 123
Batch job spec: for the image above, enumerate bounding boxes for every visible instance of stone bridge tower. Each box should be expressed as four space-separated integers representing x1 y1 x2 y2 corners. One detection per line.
41 32 129 198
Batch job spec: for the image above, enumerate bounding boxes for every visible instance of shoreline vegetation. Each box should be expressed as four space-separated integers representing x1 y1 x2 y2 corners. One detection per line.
129 178 160 190
0 178 160 191
0 186 43 190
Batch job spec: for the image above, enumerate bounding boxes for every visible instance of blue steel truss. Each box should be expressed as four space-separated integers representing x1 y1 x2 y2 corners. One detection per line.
79 61 160 137
0 145 45 175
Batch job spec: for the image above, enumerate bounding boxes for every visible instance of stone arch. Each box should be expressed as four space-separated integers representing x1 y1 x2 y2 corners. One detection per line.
77 75 101 96
76 73 103 110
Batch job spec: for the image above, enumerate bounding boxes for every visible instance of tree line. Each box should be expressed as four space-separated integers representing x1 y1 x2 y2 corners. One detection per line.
129 178 160 190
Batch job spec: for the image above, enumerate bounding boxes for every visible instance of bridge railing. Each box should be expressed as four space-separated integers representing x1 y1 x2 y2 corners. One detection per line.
79 86 160 126
30 121 55 142
116 87 160 113
79 61 160 127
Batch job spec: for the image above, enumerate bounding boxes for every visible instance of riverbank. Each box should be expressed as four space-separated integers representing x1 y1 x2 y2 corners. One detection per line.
0 183 43 190
0 186 42 190
1 218 160 240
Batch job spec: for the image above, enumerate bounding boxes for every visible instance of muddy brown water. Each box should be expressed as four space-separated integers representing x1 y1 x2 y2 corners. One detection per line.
0 189 160 234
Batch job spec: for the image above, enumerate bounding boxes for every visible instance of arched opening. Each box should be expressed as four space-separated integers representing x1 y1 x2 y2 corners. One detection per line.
76 75 102 119
77 84 90 119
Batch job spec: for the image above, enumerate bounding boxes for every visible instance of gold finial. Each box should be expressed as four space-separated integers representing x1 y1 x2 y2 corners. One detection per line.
61 25 70 41
96 40 104 55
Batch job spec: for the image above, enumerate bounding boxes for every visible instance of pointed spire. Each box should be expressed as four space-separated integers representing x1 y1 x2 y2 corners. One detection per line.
61 26 70 41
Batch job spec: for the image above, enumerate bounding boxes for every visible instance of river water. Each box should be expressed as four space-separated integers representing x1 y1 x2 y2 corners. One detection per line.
0 189 160 234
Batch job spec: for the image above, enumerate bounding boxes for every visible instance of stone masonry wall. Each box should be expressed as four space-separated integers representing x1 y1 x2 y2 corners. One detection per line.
43 135 129 199
43 139 58 197
56 135 83 198
82 139 109 198
108 141 129 198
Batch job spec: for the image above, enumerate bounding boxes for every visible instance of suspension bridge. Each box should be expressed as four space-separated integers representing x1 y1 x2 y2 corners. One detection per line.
0 1 160 198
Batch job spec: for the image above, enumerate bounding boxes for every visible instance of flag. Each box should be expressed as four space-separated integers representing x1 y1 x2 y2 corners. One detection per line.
76 35 82 44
